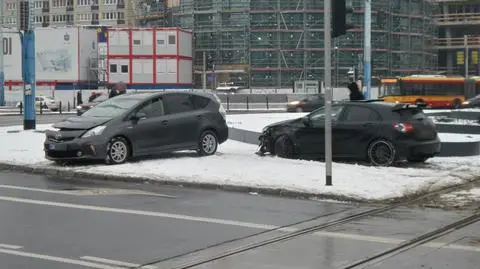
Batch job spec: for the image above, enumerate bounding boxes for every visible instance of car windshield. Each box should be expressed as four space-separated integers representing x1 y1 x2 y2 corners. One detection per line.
81 94 146 118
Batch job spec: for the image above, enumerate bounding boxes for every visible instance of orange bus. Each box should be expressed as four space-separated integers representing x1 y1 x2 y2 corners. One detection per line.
379 75 466 109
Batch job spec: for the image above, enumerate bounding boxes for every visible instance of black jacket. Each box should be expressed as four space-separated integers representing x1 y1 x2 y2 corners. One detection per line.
348 82 365 101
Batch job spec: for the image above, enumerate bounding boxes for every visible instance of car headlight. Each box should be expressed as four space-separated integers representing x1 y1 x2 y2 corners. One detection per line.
462 101 469 105
288 101 300 106
76 105 82 110
81 126 106 138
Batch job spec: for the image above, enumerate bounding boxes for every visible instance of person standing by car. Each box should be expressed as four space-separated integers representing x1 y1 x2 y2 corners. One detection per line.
348 82 365 101
109 82 127 98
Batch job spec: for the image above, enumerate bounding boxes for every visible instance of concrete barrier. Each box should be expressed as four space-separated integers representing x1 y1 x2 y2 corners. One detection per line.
228 127 480 157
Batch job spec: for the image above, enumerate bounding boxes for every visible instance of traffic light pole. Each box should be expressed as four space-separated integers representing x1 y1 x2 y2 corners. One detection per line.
21 0 36 130
324 0 333 186
363 0 372 99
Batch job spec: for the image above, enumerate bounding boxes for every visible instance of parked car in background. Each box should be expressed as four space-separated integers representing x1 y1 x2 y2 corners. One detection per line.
461 94 480 108
258 100 441 166
76 93 109 115
44 91 229 164
16 96 59 111
286 94 325 112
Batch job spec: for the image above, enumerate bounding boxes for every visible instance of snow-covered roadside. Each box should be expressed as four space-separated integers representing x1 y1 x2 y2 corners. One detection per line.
0 124 479 201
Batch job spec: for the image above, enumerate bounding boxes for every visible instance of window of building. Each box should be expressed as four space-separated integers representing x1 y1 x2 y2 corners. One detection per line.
157 39 165 45
110 64 117 73
168 35 176 45
121 65 128 73
102 12 118 20
6 3 17 10
34 1 42 9
133 40 141 45
103 0 117 5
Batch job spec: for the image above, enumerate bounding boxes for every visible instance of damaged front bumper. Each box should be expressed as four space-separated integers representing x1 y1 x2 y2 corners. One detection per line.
255 133 271 156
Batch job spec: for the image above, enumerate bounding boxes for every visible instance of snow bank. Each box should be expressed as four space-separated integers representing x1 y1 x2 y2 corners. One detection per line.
0 124 479 201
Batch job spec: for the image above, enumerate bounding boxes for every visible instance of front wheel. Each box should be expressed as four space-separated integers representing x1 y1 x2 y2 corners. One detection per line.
274 136 294 159
197 130 218 156
106 137 130 164
367 139 397 166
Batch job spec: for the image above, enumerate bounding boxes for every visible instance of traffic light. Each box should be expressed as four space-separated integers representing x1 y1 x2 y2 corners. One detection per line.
332 0 355 38
18 1 31 31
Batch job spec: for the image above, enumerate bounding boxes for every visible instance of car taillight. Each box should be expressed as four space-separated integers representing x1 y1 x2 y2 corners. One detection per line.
394 123 414 133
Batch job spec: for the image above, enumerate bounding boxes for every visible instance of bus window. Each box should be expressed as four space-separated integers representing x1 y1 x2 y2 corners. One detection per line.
379 83 401 96
424 83 463 95
401 83 424 95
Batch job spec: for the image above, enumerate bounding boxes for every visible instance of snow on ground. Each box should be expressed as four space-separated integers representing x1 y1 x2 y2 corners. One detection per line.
439 188 480 207
1 124 480 201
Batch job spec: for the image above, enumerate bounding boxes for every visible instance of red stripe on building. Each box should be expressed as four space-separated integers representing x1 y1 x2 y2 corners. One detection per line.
153 30 157 84
176 28 180 84
77 28 81 82
129 28 133 84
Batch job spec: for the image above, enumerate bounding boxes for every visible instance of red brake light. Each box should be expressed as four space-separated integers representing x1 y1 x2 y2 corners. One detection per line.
394 123 414 133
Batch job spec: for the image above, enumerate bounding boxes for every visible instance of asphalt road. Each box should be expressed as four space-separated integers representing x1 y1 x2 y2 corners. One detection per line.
0 171 478 269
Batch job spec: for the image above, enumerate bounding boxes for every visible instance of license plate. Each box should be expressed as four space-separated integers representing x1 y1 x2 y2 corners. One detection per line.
48 144 55 150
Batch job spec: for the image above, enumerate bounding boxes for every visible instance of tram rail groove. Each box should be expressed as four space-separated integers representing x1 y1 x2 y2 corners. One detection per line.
134 180 479 269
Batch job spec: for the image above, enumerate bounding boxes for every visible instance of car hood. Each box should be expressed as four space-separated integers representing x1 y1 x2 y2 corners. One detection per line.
52 116 111 130
266 117 304 129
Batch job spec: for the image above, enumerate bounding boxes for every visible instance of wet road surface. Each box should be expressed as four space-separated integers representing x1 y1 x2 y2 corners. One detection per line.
0 171 478 269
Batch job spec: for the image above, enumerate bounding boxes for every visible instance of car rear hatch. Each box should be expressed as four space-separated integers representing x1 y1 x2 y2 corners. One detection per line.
392 104 438 140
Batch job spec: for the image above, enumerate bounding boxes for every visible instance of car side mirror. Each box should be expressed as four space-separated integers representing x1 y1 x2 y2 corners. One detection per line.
302 116 311 127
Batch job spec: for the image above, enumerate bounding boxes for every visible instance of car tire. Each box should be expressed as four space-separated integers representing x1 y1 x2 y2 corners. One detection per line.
274 135 294 159
197 130 218 156
407 156 429 163
106 137 130 165
367 139 397 166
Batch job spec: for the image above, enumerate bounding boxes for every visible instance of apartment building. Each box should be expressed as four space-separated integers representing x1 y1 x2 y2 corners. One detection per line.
433 0 480 76
2 0 135 28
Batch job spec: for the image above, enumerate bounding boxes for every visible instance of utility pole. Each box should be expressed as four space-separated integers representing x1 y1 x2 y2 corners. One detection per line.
363 0 371 99
324 0 333 186
20 0 36 130
202 52 207 89
0 0 5 106
464 35 469 79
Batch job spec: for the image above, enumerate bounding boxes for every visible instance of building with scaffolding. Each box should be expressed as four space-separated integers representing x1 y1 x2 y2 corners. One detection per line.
172 0 437 89
432 0 480 76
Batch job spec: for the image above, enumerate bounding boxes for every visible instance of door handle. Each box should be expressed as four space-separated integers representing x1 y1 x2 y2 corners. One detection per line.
161 120 168 126
363 123 374 127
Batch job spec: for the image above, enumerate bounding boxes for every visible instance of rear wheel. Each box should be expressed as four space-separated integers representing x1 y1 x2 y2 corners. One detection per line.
274 136 294 159
197 130 218 156
367 139 397 166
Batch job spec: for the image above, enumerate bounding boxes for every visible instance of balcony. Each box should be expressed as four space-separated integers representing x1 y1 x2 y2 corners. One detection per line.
433 36 480 50
117 19 126 25
91 20 99 25
66 6 74 12
42 7 49 12
42 22 50 27
91 5 99 11
433 13 480 26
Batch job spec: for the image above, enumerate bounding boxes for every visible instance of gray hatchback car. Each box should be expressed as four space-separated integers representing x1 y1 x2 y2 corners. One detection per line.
44 91 229 164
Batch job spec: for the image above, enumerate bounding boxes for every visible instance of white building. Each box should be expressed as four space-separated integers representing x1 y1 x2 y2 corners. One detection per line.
107 27 193 89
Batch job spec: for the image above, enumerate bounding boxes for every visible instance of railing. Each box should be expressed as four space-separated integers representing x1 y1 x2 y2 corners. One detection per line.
433 13 480 25
0 99 80 116
433 37 480 49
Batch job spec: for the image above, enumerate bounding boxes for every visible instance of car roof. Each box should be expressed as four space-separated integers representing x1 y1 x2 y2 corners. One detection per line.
122 90 217 100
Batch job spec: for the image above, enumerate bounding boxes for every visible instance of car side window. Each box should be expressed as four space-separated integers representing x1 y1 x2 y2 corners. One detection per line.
137 97 165 118
344 106 381 122
164 94 195 114
310 105 344 123
190 95 211 110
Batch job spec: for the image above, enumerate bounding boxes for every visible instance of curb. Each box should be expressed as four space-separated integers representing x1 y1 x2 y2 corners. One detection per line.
0 162 372 203
1 162 478 205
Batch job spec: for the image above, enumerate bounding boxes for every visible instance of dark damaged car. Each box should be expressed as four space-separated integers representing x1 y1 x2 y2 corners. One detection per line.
257 100 442 166
44 91 229 164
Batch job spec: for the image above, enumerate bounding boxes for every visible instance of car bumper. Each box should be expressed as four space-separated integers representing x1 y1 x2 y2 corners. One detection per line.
218 125 229 144
44 137 108 161
397 138 442 159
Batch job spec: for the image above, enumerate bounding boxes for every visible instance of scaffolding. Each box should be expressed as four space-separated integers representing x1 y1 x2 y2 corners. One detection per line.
172 0 437 88
134 0 168 27
431 0 480 76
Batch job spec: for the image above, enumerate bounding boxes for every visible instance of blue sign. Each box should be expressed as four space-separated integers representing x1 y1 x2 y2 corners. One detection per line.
208 74 216 82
